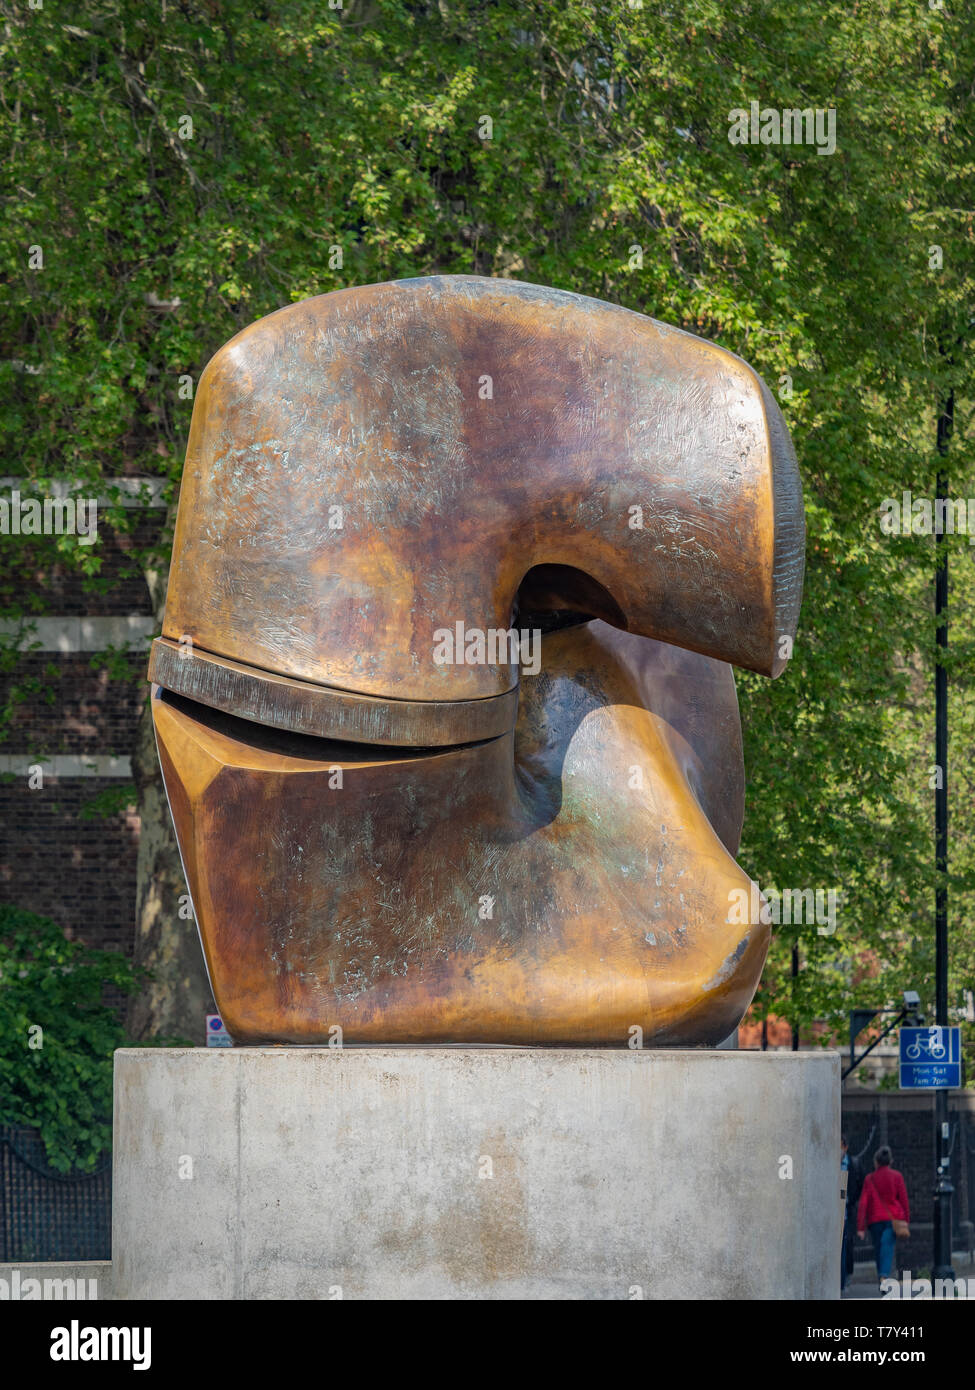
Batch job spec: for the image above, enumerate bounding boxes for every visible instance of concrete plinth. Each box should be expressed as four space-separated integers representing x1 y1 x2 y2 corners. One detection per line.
112 1048 840 1300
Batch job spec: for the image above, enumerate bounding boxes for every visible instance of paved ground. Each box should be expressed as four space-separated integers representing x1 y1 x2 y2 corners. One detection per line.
841 1254 974 1299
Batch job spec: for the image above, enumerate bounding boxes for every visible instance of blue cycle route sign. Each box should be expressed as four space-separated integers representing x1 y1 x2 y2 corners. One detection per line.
899 1025 962 1089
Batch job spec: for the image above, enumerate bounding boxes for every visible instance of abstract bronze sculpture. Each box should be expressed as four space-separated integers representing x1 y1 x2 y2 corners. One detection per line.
148 276 804 1045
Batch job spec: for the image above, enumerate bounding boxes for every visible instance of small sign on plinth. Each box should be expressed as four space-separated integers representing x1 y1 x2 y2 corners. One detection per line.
206 1014 234 1048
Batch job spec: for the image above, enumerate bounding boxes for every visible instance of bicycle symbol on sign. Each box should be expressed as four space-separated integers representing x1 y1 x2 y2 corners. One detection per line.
905 1028 946 1062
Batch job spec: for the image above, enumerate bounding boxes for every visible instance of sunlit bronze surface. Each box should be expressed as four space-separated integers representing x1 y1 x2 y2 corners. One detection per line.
151 276 804 1045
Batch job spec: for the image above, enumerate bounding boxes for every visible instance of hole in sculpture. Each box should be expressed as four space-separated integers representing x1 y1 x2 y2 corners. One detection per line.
513 564 627 635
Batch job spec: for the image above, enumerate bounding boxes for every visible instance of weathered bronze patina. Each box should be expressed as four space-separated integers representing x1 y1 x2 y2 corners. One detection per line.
150 275 804 1045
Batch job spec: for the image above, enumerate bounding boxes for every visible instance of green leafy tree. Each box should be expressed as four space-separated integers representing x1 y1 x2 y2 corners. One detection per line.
0 904 140 1170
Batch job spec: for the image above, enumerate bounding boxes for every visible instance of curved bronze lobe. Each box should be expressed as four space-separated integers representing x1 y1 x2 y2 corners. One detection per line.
153 623 763 1046
162 276 804 702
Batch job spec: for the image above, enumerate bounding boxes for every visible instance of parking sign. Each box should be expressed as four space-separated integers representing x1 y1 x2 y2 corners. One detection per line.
206 1014 234 1048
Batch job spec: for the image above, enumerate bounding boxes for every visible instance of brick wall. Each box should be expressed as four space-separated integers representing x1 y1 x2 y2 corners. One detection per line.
0 510 159 975
2 517 157 617
0 777 140 960
1 653 147 759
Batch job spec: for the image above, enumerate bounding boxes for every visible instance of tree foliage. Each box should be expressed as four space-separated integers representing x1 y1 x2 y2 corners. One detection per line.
0 904 139 1170
1 0 973 1055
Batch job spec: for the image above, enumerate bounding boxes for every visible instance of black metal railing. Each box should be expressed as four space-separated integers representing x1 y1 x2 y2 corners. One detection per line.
0 1125 110 1262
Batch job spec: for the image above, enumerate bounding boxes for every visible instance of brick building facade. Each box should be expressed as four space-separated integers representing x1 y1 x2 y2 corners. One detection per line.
0 501 159 965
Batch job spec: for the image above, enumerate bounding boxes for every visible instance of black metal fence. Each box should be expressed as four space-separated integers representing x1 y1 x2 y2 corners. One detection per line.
0 1125 111 1262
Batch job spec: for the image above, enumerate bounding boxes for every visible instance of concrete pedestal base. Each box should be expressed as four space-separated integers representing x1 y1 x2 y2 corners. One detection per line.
112 1048 840 1299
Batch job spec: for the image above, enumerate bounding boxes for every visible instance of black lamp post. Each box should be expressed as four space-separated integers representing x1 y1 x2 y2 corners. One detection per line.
932 394 955 1283
791 941 800 1051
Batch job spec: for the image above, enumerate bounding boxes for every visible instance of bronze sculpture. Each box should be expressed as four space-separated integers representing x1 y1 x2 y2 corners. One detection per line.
148 275 804 1045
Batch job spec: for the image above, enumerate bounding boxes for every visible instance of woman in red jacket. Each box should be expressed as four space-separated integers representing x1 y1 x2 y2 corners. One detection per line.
857 1145 910 1280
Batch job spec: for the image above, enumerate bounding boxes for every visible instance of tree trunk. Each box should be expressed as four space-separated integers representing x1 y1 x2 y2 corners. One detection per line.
127 554 214 1041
